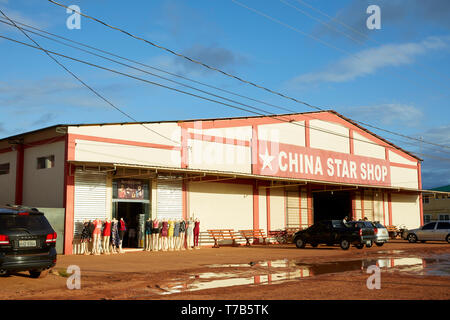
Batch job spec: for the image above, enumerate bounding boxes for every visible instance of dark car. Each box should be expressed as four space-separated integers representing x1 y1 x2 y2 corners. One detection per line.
293 220 377 250
0 205 57 278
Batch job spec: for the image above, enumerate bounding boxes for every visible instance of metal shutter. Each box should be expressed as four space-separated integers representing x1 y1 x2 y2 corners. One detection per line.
364 190 374 221
157 175 182 220
74 171 107 236
286 190 300 228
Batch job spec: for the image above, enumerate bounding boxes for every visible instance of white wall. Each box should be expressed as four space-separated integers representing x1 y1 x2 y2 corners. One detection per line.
0 151 17 205
390 166 419 189
22 141 65 208
309 119 350 153
188 182 253 232
391 193 421 229
269 187 285 230
353 131 385 160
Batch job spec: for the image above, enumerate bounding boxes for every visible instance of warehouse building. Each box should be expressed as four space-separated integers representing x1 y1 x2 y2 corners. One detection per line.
0 111 425 254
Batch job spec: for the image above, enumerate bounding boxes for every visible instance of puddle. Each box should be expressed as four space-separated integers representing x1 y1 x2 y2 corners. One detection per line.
149 253 450 296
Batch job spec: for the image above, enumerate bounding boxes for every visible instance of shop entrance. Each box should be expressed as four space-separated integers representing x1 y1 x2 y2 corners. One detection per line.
313 191 352 223
112 178 150 248
114 202 148 248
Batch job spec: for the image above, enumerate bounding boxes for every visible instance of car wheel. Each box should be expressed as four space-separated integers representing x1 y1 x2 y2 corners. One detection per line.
310 242 318 248
29 269 49 279
407 234 417 243
355 244 364 249
295 237 306 249
340 239 350 250
0 270 10 277
366 241 373 248
446 235 450 244
375 242 384 247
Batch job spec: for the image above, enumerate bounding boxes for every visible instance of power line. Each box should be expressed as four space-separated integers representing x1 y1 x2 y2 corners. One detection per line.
45 0 450 152
294 0 450 81
233 0 450 92
0 10 180 146
3 33 450 162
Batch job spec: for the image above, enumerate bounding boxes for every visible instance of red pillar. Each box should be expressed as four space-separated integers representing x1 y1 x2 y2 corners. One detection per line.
63 134 75 255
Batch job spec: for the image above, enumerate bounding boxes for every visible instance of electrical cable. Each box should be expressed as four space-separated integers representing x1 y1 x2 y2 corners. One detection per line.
45 0 450 151
0 9 180 146
3 32 450 161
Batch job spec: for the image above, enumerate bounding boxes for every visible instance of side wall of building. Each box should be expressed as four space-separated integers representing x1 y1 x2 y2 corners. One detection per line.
0 150 17 205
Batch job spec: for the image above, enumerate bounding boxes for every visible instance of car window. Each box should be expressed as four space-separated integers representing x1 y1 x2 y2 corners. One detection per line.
422 222 436 230
374 223 385 228
364 222 374 228
0 215 51 232
437 222 450 229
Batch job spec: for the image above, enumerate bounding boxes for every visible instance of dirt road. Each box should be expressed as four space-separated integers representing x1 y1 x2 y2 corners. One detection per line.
1 241 449 300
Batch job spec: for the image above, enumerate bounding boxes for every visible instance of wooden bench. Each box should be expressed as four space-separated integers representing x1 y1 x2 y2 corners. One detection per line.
207 229 239 248
386 225 398 239
239 229 267 246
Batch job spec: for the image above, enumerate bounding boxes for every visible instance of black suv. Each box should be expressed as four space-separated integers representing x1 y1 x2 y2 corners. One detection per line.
0 205 57 278
293 220 377 250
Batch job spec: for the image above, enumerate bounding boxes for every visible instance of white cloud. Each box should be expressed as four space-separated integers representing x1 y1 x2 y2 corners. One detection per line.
289 36 450 85
343 103 424 127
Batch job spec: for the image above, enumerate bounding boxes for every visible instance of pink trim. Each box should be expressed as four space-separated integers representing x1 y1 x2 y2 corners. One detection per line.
361 190 365 220
307 185 313 225
389 162 417 169
298 187 302 227
349 130 354 155
70 134 181 151
63 134 75 255
23 136 65 149
305 119 310 148
382 192 386 226
187 132 250 147
181 127 188 168
388 193 393 225
266 188 271 232
418 162 423 226
0 147 13 154
253 181 259 230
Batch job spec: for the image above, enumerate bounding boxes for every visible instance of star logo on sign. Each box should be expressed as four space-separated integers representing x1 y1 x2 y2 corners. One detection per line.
259 149 275 171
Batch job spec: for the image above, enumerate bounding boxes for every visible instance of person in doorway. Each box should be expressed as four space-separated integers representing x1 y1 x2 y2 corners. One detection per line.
193 218 200 249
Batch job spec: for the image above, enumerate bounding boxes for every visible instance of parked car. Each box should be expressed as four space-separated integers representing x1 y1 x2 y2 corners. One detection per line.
0 205 57 278
293 220 377 250
403 221 450 243
371 222 389 246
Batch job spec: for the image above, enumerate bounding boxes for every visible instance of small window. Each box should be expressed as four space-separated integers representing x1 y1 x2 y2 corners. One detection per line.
423 197 429 204
438 214 449 221
423 214 432 223
422 222 436 230
0 163 10 175
37 155 55 169
437 222 450 229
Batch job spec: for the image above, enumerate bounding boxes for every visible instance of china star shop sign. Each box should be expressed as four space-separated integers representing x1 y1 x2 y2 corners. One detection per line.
255 142 391 186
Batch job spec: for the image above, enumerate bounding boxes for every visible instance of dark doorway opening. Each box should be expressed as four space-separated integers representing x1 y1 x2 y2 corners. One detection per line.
313 191 352 223
115 202 145 248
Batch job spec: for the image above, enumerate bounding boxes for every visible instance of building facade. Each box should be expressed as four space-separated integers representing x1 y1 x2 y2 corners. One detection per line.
423 185 450 223
0 111 424 254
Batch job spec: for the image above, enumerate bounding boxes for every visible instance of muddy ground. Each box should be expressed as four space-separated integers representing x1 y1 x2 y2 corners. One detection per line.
1 240 449 300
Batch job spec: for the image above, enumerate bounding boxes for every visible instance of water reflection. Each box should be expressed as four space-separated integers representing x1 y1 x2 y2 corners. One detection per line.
153 253 450 295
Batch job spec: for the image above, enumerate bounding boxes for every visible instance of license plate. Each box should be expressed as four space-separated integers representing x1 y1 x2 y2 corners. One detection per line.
19 240 36 247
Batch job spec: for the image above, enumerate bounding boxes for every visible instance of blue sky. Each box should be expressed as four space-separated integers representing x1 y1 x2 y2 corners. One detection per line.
0 0 449 188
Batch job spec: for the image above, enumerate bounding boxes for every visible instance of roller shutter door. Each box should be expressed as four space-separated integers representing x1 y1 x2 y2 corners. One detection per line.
364 190 374 221
286 190 300 228
74 171 107 236
157 175 182 220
